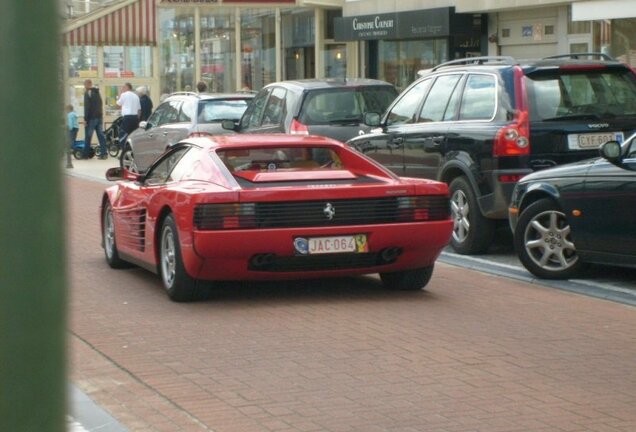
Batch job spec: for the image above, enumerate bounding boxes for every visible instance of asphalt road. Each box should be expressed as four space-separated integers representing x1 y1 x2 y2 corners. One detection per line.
66 172 636 432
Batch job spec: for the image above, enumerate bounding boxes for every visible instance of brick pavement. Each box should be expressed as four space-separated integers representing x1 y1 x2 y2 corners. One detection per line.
66 173 636 432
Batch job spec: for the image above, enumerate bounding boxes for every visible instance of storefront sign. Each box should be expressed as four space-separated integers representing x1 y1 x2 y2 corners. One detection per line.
335 8 452 41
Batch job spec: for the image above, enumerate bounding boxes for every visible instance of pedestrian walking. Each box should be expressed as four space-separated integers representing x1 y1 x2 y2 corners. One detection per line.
83 79 108 159
66 104 78 168
117 83 141 145
136 86 153 121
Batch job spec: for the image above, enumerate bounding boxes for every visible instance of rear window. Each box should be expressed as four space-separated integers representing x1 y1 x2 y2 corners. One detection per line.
299 87 396 125
526 68 636 120
218 147 342 172
198 99 250 123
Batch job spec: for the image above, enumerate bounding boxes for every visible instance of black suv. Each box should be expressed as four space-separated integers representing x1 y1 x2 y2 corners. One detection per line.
223 79 397 142
347 54 636 254
122 91 254 173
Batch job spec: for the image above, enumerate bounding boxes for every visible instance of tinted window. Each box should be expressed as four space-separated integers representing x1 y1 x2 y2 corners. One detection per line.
526 69 636 120
262 87 287 126
198 99 250 123
419 74 461 122
241 89 270 128
180 99 196 123
458 74 496 121
159 100 181 126
299 87 396 125
169 147 203 182
386 79 431 125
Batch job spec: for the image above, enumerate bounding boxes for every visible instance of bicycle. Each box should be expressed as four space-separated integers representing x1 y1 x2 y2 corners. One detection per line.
104 116 123 158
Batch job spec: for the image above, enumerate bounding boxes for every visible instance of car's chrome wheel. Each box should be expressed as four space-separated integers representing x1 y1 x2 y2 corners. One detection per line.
158 215 209 302
160 224 177 289
448 177 494 254
523 209 578 272
102 201 130 269
514 198 583 279
120 146 138 173
451 188 469 244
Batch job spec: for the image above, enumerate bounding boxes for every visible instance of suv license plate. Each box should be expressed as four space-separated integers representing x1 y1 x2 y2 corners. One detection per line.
293 235 368 255
568 132 624 150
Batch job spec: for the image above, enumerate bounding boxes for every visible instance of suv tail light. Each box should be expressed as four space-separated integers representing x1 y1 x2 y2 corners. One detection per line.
194 203 256 230
290 119 309 135
494 66 530 157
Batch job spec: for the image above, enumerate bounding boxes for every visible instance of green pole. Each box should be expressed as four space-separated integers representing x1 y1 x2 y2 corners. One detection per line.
0 1 66 431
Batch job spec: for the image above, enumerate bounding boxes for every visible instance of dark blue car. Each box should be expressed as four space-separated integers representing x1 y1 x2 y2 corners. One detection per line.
509 133 636 279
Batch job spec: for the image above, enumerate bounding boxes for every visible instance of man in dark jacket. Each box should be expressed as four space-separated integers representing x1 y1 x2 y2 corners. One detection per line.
83 79 108 159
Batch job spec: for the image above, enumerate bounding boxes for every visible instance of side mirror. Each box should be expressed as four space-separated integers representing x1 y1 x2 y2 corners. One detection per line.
363 112 381 127
599 140 623 165
139 121 148 130
105 167 141 182
221 119 237 131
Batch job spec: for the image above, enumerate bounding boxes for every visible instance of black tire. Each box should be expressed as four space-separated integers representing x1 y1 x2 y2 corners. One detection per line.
120 144 138 173
103 201 131 269
72 149 83 160
106 133 120 157
380 266 434 291
449 176 495 254
159 214 210 302
514 198 583 279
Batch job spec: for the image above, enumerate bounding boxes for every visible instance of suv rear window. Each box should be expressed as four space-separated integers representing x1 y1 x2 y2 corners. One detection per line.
299 87 396 125
198 99 250 123
526 68 636 121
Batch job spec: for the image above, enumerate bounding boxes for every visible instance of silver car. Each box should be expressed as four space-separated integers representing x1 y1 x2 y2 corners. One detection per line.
121 92 254 173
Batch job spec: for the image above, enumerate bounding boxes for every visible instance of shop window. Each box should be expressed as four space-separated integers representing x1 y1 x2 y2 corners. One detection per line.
241 9 276 91
159 8 195 94
378 39 448 91
69 46 98 78
324 44 346 78
103 46 153 78
201 9 236 93
282 9 315 80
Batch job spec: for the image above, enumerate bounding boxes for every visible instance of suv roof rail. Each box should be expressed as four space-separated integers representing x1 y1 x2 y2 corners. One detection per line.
431 56 517 71
543 52 615 61
169 91 200 98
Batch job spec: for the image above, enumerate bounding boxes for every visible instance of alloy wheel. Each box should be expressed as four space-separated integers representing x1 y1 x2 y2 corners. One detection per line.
104 208 116 259
161 226 177 289
523 209 578 272
451 189 470 244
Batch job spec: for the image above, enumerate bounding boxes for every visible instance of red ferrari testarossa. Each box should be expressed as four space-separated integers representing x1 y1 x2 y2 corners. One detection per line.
101 135 452 301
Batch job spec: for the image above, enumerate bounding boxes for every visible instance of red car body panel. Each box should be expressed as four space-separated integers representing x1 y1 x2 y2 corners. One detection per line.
101 135 452 282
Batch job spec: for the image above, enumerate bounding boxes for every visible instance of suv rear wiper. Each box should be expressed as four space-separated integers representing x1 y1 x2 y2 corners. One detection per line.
329 117 362 125
542 114 601 121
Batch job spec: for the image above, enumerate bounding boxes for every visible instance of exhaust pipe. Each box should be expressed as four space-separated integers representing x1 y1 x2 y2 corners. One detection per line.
380 247 402 264
250 253 276 268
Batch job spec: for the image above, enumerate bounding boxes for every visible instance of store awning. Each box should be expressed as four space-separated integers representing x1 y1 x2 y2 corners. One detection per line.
64 0 156 46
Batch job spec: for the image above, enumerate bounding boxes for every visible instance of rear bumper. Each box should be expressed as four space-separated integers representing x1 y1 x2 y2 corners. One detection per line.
184 221 452 281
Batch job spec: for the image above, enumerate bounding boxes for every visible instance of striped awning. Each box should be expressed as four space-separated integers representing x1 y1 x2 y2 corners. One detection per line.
65 0 156 46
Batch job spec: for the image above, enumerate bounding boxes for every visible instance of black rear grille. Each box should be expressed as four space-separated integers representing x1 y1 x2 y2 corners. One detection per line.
194 196 449 230
256 196 448 228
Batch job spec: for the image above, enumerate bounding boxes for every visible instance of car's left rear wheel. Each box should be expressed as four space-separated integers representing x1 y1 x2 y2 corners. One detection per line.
380 266 434 291
103 201 130 269
159 214 210 302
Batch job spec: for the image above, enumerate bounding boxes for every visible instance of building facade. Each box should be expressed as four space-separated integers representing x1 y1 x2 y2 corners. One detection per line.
63 0 636 123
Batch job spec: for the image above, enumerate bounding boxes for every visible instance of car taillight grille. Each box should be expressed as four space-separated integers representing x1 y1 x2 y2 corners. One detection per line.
194 196 449 230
